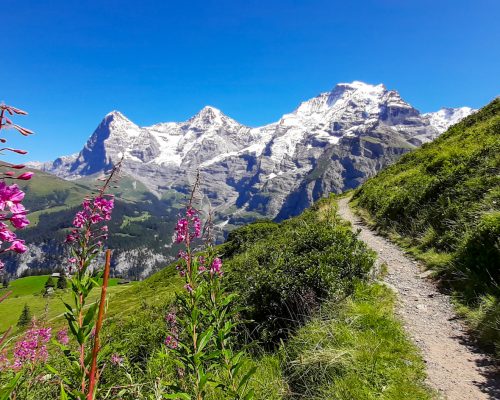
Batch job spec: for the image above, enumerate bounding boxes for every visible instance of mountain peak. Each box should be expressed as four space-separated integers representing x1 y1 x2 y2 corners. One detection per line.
187 105 241 129
103 110 134 124
333 81 386 93
192 105 223 119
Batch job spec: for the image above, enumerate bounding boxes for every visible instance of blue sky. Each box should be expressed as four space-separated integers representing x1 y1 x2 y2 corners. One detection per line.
1 0 499 162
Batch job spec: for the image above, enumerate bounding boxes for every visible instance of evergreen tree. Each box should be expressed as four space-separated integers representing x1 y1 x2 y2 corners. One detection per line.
57 275 67 289
45 276 56 289
17 304 32 327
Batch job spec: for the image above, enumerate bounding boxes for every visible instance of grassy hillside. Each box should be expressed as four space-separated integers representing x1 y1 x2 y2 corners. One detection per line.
0 275 125 333
12 196 430 399
352 98 500 354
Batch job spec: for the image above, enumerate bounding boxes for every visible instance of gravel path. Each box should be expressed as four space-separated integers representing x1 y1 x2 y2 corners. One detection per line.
338 197 499 400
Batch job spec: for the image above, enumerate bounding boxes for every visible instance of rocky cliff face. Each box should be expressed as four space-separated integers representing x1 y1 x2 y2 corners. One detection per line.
35 81 475 227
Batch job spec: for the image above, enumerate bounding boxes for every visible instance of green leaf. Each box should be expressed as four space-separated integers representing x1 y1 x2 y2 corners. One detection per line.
0 372 22 400
60 383 69 400
63 301 74 314
197 327 214 353
198 371 208 391
238 366 257 392
83 302 98 326
243 389 255 400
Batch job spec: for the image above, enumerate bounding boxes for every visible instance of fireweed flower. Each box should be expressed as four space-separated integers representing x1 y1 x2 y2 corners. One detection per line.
56 328 69 345
16 172 34 180
175 218 188 243
210 258 223 276
164 335 178 349
193 216 201 239
0 182 25 209
110 353 123 366
10 214 29 229
9 239 27 253
166 313 177 325
65 195 115 268
11 324 52 370
0 182 30 257
175 207 202 245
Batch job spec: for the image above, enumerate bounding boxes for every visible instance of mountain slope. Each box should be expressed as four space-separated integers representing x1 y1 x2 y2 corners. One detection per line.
3 170 183 278
352 98 500 353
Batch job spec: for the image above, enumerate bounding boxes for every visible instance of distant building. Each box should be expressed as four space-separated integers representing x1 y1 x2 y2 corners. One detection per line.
51 272 61 278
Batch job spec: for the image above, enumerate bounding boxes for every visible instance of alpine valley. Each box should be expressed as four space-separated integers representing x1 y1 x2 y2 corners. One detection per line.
13 81 473 278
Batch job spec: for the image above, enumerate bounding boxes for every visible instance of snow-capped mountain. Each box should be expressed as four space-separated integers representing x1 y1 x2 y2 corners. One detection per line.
423 107 475 133
35 81 475 224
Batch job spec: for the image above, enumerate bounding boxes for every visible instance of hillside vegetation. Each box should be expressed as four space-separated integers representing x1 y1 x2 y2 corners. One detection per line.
70 197 432 398
4 171 183 278
352 98 500 354
2 196 433 399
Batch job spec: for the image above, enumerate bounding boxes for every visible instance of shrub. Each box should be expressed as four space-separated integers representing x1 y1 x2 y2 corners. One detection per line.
224 197 375 346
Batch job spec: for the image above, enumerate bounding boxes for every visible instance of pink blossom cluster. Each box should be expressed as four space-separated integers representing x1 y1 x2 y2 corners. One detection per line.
210 258 223 277
164 311 179 349
174 207 202 244
197 256 207 273
1 325 52 371
0 182 30 270
175 251 189 277
56 328 69 345
65 195 114 266
66 196 114 235
110 353 124 366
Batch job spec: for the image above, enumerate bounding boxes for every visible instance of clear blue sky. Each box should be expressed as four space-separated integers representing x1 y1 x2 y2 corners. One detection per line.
1 0 499 162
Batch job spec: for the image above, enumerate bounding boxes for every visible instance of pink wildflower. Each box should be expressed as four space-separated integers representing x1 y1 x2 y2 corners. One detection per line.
10 214 29 229
16 172 34 180
164 335 178 349
210 258 223 276
193 216 202 238
12 325 52 369
65 234 76 243
175 218 188 243
110 353 123 366
56 328 69 345
9 240 27 254
165 313 176 325
0 227 16 242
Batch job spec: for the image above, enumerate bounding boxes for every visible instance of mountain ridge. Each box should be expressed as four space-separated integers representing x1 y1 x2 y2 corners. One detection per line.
32 81 474 176
18 81 476 277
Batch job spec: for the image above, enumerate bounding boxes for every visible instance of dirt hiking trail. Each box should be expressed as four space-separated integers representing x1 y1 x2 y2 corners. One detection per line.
337 197 499 400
